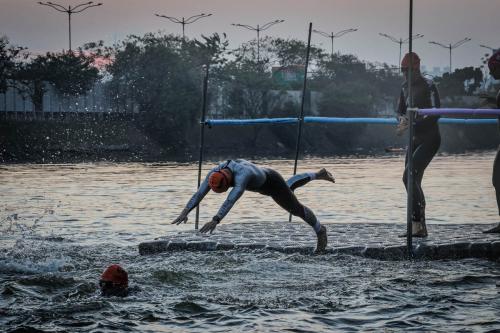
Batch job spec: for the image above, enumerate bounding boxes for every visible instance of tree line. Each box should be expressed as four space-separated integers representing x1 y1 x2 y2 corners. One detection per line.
0 33 490 152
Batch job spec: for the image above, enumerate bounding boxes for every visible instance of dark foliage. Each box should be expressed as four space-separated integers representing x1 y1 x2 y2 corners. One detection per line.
434 67 483 96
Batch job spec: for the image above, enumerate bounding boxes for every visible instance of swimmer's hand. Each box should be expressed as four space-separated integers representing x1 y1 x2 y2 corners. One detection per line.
172 209 189 225
396 116 409 136
199 217 220 234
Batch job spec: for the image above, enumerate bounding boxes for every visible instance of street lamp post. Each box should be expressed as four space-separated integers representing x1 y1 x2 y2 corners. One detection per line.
479 44 497 52
479 44 499 79
155 13 212 39
231 20 284 62
312 28 357 57
429 38 471 73
379 33 424 71
38 1 103 51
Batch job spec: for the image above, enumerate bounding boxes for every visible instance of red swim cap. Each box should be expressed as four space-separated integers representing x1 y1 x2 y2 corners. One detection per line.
208 168 232 193
401 52 420 70
488 50 500 72
100 264 128 288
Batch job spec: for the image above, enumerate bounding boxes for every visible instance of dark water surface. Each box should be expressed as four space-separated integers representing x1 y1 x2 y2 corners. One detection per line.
1 154 500 332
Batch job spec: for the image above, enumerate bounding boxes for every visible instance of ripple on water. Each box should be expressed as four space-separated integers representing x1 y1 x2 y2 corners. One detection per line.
152 269 204 286
0 257 71 275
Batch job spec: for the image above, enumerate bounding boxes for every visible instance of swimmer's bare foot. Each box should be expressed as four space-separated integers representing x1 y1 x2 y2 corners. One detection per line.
314 225 328 254
483 223 500 234
399 221 428 238
317 168 335 183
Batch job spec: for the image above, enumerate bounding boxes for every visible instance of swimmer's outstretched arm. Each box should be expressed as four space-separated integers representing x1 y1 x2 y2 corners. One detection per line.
199 183 246 234
172 173 211 225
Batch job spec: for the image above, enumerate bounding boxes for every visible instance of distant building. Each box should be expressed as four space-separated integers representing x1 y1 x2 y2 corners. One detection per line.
272 65 305 84
421 66 450 78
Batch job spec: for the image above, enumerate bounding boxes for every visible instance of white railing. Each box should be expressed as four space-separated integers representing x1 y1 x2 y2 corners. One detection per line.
0 82 138 113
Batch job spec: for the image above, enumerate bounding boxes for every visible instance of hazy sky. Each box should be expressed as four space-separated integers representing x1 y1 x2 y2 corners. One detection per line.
1 0 499 69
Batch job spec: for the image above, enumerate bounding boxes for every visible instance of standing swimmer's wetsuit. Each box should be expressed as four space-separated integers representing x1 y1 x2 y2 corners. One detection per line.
397 52 441 237
172 159 335 253
484 49 500 234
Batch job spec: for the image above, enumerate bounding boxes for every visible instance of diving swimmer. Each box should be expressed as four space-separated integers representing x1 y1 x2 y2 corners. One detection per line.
172 159 335 253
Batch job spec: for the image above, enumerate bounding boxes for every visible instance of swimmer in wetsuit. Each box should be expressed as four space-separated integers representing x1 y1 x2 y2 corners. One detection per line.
172 159 335 253
397 52 441 238
99 264 128 297
484 49 500 234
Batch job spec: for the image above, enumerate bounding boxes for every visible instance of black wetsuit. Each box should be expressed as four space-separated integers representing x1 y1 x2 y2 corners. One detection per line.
257 168 320 232
184 160 322 233
397 75 441 222
492 91 500 214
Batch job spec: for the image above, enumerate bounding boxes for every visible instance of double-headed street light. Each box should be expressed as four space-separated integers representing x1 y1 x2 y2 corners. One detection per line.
479 44 497 52
480 44 496 52
429 38 471 73
313 28 358 57
155 13 212 39
38 1 103 51
479 44 498 75
379 33 424 71
231 19 284 62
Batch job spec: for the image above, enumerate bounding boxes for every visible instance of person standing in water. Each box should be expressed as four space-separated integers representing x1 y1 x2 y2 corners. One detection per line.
396 52 441 237
172 159 335 253
484 49 500 234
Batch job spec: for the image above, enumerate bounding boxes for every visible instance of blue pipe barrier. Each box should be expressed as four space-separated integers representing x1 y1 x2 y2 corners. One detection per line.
304 117 397 124
205 117 298 126
205 116 498 126
419 108 500 117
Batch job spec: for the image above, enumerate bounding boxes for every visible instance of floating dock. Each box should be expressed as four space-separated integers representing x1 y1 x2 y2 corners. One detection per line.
139 222 500 261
